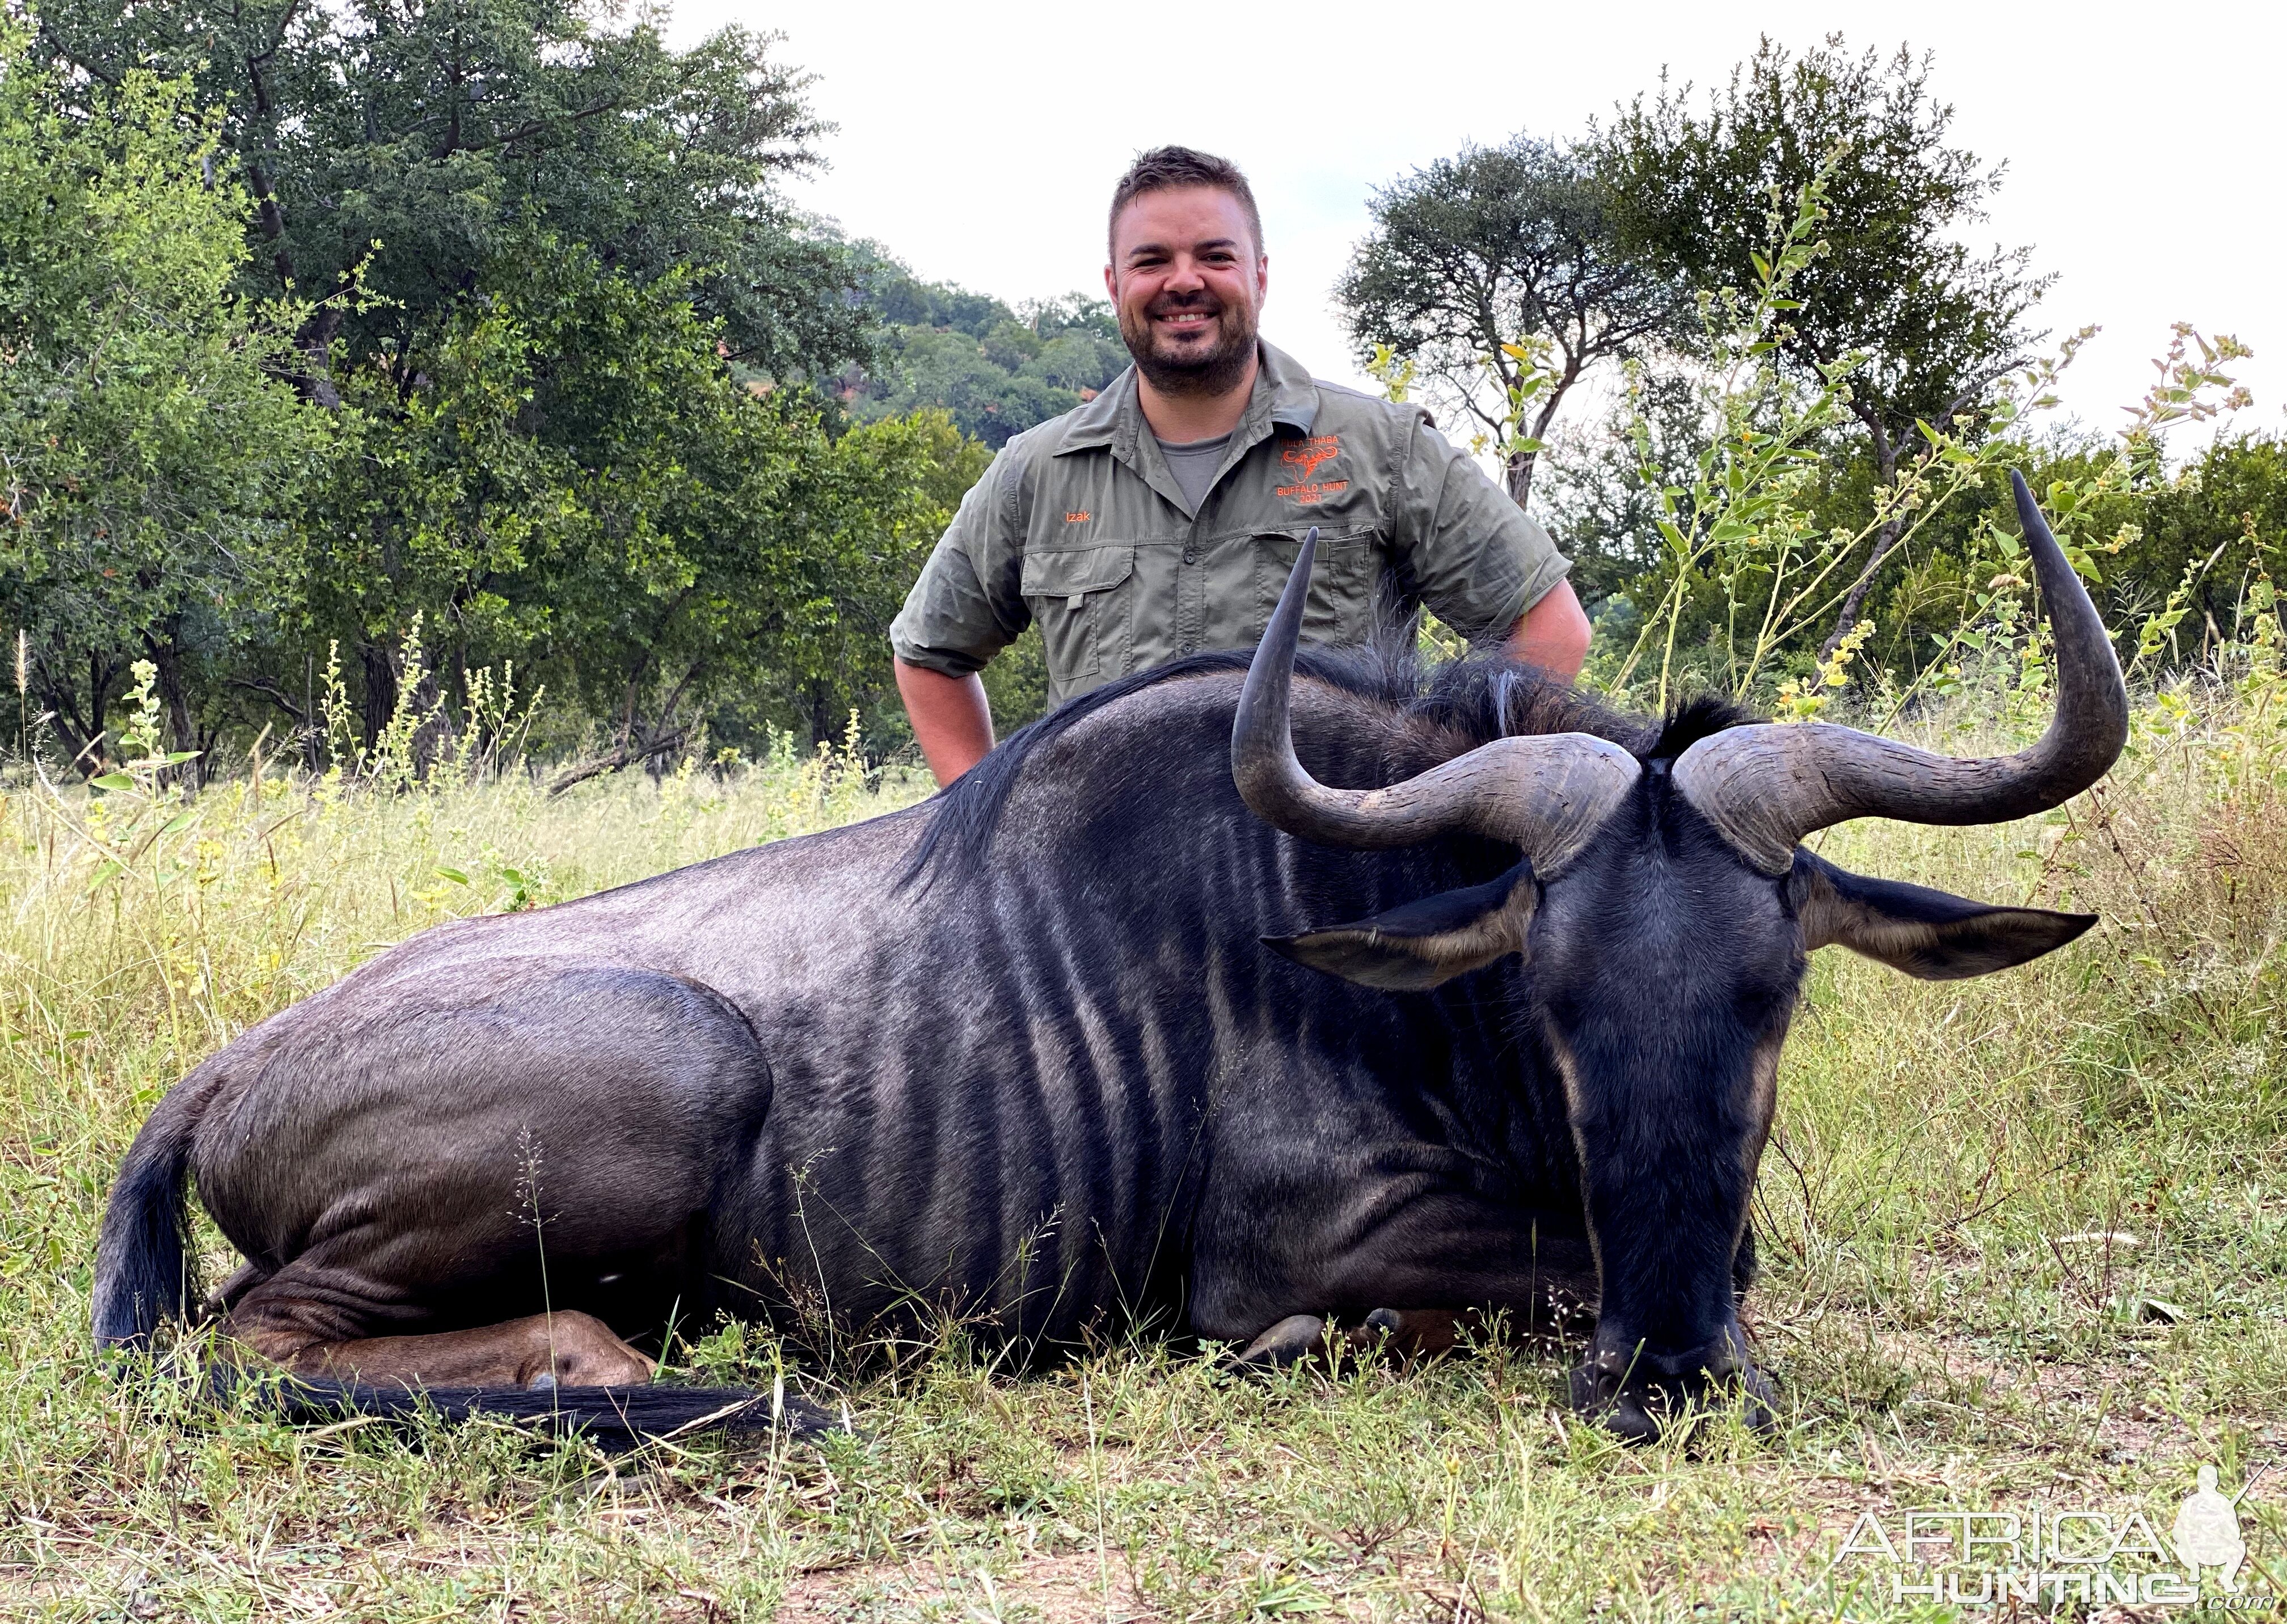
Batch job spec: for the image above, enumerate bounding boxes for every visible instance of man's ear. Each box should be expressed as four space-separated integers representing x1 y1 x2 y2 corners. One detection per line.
1265 862 1534 992
1790 851 2096 980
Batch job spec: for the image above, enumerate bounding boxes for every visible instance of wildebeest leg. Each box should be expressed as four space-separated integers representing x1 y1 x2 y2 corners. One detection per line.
1306 1195 1595 1326
223 1273 652 1387
1198 1193 1597 1370
1222 1312 1334 1370
184 961 773 1377
1344 1306 1472 1357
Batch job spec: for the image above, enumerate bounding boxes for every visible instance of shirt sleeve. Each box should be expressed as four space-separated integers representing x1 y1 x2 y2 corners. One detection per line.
888 446 1032 678
1391 417 1571 642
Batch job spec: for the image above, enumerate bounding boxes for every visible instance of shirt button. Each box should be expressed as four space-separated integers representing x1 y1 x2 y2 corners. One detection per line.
1180 639 1196 654
1182 549 1196 564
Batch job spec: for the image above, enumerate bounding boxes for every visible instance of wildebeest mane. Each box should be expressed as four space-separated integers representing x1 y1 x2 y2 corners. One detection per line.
903 640 1757 889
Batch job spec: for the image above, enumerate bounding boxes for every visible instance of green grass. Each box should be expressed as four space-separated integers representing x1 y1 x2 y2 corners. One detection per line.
2 680 2284 1621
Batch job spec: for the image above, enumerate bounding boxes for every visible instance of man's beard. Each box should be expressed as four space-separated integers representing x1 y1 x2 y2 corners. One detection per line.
1118 293 1258 399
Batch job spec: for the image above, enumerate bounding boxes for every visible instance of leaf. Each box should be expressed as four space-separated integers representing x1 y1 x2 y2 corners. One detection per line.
433 866 470 885
90 773 135 791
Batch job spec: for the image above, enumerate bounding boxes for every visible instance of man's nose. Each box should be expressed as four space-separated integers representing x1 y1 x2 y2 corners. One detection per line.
1162 255 1208 293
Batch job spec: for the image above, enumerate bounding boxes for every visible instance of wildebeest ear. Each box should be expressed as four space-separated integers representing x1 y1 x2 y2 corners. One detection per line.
1265 862 1535 991
1790 851 2096 980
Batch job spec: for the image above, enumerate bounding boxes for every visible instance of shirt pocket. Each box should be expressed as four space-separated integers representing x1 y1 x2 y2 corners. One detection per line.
1022 542 1136 685
1251 525 1380 646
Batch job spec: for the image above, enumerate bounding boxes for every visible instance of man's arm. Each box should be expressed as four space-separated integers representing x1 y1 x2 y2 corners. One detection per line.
1501 579 1592 680
1394 417 1588 681
889 445 1028 786
896 657 995 786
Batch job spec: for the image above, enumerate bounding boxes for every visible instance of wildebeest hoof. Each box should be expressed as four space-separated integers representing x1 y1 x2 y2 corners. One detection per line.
1569 1349 1775 1442
1223 1313 1330 1371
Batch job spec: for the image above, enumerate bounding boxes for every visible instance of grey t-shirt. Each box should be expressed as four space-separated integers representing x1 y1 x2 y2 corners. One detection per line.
1156 431 1233 512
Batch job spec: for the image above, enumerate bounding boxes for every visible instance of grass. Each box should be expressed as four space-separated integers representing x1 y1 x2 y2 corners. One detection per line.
1 668 2284 1622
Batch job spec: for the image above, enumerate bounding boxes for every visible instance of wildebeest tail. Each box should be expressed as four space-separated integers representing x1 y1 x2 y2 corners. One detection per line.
210 1368 839 1453
91 1068 209 1349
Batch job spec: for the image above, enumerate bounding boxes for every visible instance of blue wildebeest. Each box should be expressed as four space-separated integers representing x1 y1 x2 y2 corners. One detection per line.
94 474 2124 1439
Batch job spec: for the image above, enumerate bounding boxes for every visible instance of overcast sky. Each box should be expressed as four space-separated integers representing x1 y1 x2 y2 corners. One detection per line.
669 0 2282 453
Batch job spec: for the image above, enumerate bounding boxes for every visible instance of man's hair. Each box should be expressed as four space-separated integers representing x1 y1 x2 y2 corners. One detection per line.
1107 146 1263 261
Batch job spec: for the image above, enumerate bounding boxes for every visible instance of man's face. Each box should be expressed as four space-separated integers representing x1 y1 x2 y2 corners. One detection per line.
1104 185 1267 399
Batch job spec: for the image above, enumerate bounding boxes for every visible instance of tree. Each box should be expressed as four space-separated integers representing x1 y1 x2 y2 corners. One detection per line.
1601 35 2052 653
32 0 874 398
1337 136 1683 508
295 236 977 768
0 24 330 778
850 260 1129 449
31 0 919 765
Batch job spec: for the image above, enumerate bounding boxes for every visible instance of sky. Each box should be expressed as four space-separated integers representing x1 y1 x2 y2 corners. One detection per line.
667 0 2283 453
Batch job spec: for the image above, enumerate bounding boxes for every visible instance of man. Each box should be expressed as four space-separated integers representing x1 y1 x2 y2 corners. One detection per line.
889 146 1591 785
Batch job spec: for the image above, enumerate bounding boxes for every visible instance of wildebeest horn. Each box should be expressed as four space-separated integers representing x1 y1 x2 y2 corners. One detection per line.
1232 529 1640 876
1672 470 2130 875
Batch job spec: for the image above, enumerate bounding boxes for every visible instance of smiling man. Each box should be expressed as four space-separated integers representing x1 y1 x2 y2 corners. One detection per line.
889 145 1591 784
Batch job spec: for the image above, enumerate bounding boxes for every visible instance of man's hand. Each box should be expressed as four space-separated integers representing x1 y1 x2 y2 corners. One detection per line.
1501 579 1592 681
895 657 995 786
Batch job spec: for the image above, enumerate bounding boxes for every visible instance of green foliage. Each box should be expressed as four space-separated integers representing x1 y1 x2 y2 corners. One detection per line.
1598 34 2052 648
850 260 1128 449
0 5 999 779
0 23 331 776
1337 135 1681 505
32 0 872 387
1603 33 2049 445
1590 151 2041 711
1576 145 2269 722
299 238 982 759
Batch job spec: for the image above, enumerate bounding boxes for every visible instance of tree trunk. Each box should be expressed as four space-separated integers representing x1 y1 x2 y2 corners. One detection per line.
1820 414 1904 660
360 640 397 758
1498 355 1581 514
808 678 833 749
1504 448 1537 510
142 634 205 793
30 653 106 774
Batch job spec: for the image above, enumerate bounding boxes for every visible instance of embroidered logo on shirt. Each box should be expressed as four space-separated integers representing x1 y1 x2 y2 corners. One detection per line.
1280 436 1341 478
1276 436 1346 503
1064 510 1091 524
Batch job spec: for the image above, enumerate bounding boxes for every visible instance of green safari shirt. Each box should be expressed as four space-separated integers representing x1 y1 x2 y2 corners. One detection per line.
889 340 1571 707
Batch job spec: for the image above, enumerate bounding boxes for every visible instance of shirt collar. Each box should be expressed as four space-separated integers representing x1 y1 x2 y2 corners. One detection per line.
1053 339 1318 458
